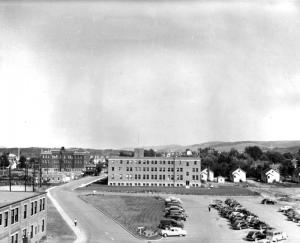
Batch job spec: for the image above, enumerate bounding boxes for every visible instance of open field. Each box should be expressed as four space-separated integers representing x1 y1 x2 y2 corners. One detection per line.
79 194 165 239
78 183 258 196
41 197 76 243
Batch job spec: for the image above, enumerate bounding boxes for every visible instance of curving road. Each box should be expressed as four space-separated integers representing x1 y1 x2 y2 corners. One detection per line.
48 175 145 243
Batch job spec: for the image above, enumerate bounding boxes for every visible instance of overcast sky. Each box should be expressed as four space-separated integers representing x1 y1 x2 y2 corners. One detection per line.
0 0 300 149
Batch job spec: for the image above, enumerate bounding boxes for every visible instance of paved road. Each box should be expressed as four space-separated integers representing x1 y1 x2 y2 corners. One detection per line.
49 176 145 243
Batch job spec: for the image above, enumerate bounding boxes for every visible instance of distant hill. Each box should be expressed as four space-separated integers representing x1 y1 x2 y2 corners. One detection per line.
140 140 300 153
1 140 300 158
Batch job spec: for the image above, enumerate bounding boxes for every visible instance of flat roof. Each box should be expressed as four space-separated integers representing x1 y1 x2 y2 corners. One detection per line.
109 156 200 160
0 192 44 208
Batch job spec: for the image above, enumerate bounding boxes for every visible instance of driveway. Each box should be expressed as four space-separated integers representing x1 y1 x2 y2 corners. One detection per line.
49 176 144 243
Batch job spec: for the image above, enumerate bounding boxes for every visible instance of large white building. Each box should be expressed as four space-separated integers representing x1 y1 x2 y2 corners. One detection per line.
108 149 201 188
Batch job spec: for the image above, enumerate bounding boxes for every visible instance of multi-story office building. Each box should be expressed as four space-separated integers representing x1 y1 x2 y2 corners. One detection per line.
0 192 47 243
41 148 90 173
108 149 201 188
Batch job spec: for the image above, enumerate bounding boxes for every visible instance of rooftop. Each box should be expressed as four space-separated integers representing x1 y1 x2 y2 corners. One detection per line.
0 191 42 208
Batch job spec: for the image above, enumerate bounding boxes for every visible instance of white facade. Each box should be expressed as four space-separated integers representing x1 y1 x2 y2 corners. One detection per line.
216 176 225 183
231 168 246 183
200 168 214 182
262 169 280 183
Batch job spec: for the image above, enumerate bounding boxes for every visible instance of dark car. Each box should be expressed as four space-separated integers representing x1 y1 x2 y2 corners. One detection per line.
232 221 249 230
246 231 266 241
261 199 277 205
159 219 184 229
253 221 269 230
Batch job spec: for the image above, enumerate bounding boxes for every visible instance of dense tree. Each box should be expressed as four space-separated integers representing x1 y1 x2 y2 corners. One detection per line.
18 155 27 168
144 149 156 157
245 146 263 160
283 152 293 160
280 160 295 178
266 151 285 164
0 153 9 167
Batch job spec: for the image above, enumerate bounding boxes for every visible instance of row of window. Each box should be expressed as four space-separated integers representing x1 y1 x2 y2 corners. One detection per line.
10 219 45 243
109 182 200 187
0 198 45 228
111 160 198 166
42 154 85 159
112 167 199 173
111 174 199 181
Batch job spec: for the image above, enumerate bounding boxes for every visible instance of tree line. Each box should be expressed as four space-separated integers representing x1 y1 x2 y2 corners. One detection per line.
200 146 299 179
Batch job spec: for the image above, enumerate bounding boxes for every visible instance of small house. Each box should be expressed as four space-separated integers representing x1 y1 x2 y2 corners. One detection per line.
200 168 214 182
261 169 280 183
216 176 225 184
230 168 246 183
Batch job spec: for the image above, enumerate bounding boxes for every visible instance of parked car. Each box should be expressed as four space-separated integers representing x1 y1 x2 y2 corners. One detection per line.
246 231 266 241
266 230 287 242
253 221 269 230
257 239 272 243
160 227 187 237
166 213 187 221
159 219 184 229
261 199 277 205
232 221 249 230
279 205 293 212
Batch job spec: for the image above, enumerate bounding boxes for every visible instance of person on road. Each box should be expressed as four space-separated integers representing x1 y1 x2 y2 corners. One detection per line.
74 218 77 227
208 206 211 212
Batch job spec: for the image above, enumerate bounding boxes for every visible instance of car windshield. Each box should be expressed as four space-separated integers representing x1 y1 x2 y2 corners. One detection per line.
247 232 255 236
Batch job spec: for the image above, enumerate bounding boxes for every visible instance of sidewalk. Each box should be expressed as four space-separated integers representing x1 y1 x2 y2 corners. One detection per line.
47 186 87 243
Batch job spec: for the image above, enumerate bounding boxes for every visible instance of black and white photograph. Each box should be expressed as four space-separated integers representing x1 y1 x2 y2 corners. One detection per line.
1 0 300 242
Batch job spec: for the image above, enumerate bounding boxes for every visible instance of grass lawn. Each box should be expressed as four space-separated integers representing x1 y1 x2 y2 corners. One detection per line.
80 194 165 239
41 198 76 243
79 183 259 196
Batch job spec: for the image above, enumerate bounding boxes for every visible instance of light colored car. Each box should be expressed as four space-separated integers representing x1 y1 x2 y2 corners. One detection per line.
266 230 287 242
279 205 293 212
160 227 187 237
257 239 271 243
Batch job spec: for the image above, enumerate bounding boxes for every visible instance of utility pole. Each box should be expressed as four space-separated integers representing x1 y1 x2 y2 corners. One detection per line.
32 159 35 192
9 165 11 192
24 162 27 192
39 158 42 188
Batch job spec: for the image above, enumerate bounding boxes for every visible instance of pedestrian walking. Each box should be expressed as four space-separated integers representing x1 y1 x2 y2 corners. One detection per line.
208 206 211 212
74 218 77 227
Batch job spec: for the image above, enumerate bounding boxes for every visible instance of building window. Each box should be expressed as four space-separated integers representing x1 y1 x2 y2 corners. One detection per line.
30 225 33 238
42 198 45 211
22 229 27 239
186 162 189 166
11 233 18 243
34 201 37 214
11 209 15 224
42 219 45 232
186 172 189 176
31 202 34 215
40 199 43 211
194 161 197 165
0 213 2 226
4 211 8 227
24 205 27 219
112 167 114 171
15 208 19 223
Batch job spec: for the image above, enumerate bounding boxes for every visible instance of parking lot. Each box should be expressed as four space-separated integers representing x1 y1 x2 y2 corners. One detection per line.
162 195 300 243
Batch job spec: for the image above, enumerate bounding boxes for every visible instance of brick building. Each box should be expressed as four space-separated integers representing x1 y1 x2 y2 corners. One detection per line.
108 149 201 188
40 148 90 173
0 192 47 243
